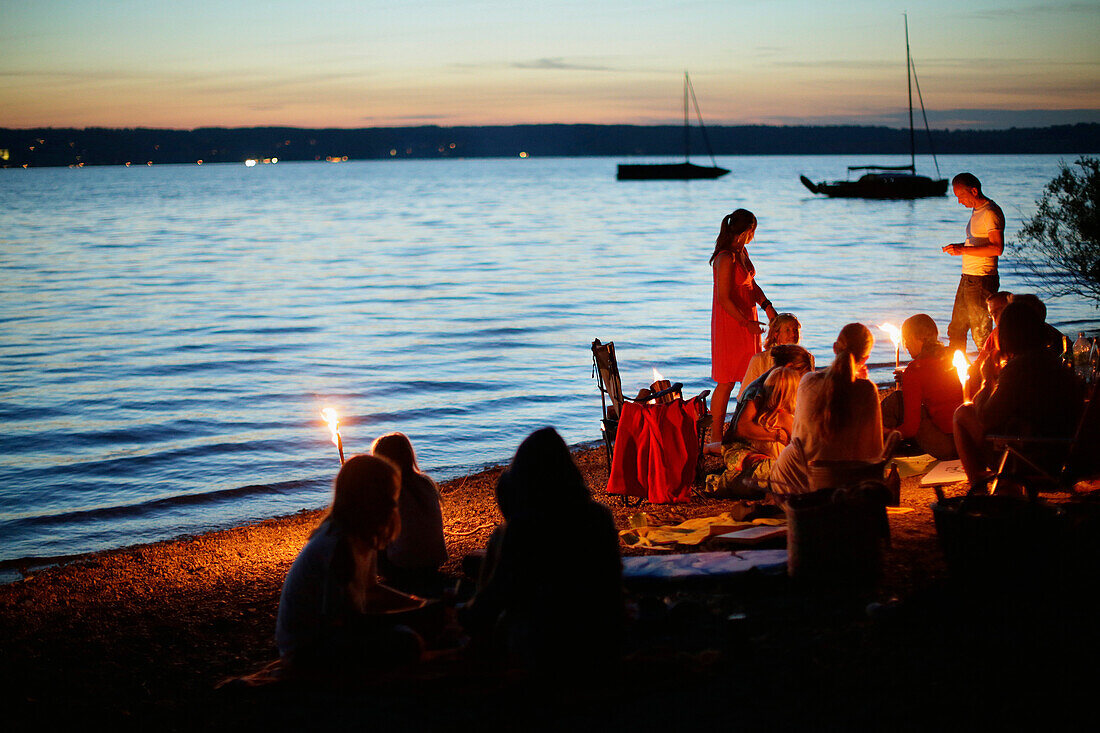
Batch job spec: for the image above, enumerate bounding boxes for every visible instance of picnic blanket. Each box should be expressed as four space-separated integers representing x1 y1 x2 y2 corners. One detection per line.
607 398 702 503
619 512 785 549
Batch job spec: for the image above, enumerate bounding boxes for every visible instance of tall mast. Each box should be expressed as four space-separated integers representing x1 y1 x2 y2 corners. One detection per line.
683 71 690 163
905 14 915 171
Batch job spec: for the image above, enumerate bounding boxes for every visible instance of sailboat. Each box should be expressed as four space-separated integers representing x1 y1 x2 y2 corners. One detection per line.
799 16 947 199
617 72 730 181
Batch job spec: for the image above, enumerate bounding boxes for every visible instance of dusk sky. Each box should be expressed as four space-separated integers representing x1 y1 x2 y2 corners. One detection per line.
2 0 1098 130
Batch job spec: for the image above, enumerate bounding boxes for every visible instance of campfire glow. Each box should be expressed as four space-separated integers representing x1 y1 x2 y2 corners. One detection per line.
320 407 345 464
952 350 970 400
878 323 902 368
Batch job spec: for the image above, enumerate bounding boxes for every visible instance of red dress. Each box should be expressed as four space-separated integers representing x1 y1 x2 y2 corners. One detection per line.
711 252 761 383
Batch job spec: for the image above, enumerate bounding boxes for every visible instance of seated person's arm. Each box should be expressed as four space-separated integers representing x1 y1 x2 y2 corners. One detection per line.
734 402 787 444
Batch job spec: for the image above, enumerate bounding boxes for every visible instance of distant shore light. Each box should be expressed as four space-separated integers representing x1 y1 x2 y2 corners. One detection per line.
390 149 397 156
519 151 528 158
245 159 257 167
271 157 278 164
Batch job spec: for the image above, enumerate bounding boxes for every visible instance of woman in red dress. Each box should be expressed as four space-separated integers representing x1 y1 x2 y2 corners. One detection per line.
709 209 778 447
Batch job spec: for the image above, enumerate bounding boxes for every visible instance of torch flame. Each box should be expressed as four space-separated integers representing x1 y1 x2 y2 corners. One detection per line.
652 367 665 383
320 407 341 447
952 350 970 390
878 323 902 350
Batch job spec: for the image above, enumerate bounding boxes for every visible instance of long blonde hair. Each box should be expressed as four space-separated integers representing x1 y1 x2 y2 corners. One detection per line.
820 323 874 436
754 367 800 431
709 209 757 267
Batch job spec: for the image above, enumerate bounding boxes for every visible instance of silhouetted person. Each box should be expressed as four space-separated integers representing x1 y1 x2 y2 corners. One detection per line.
276 454 428 672
459 428 623 673
943 172 1005 352
372 432 448 594
953 301 1083 494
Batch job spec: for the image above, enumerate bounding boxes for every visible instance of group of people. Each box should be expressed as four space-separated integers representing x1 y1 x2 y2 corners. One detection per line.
275 427 622 676
707 173 1086 496
273 171 1085 677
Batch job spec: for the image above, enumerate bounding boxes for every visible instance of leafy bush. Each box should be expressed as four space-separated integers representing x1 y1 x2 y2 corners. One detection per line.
1018 156 1100 305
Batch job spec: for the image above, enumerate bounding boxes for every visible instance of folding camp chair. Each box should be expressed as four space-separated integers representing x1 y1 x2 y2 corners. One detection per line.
591 338 711 477
987 378 1099 497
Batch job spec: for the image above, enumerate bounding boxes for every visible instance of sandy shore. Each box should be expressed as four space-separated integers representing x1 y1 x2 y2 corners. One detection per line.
2 444 1095 730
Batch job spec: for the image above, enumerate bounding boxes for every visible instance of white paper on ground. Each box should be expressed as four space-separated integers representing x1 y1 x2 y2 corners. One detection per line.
713 525 788 543
920 459 968 485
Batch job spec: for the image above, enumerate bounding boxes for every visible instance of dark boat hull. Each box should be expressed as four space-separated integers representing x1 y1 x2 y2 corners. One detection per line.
618 162 730 181
800 173 947 199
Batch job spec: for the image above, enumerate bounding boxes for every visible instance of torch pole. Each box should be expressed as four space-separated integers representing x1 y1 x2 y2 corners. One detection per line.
336 434 345 464
895 345 900 369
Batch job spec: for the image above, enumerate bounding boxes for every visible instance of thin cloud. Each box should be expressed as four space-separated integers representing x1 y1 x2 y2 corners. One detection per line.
511 57 615 71
956 1 1098 21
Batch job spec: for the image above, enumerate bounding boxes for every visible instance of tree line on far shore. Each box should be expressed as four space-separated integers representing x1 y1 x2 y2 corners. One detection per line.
1 123 1098 168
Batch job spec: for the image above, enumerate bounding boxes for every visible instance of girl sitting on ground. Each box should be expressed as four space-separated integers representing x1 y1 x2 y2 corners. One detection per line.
738 313 815 399
275 454 430 672
769 323 887 495
371 432 448 592
880 314 963 459
459 427 623 673
706 366 801 498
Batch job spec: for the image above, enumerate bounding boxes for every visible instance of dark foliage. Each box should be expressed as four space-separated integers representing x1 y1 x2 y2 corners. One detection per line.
1018 156 1100 306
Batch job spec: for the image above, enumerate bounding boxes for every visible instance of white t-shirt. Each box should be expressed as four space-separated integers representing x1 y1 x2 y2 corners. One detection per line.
962 200 1005 276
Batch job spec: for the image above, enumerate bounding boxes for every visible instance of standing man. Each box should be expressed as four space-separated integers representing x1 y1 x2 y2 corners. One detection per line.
942 172 1005 352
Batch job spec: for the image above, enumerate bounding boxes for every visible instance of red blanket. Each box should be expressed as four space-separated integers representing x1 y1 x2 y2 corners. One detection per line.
607 399 702 503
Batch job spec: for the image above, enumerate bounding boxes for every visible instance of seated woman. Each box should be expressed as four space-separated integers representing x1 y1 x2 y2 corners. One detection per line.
706 366 801 498
459 428 623 672
275 454 429 672
738 313 815 399
372 432 448 592
880 314 963 459
769 323 887 495
953 301 1084 495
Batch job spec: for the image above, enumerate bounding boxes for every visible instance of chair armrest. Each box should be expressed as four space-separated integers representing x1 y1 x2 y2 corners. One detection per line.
625 382 684 404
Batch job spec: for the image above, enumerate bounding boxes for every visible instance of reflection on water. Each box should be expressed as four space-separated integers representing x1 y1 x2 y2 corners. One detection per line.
1 154 1096 561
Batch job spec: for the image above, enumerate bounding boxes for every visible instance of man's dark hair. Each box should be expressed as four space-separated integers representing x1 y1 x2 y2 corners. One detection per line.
952 172 982 192
1009 292 1047 320
998 301 1045 356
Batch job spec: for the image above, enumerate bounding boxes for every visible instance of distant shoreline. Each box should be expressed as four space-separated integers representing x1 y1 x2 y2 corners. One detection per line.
3 122 1098 168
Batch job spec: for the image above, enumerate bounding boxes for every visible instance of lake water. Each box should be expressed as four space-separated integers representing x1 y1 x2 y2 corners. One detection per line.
2 154 1097 565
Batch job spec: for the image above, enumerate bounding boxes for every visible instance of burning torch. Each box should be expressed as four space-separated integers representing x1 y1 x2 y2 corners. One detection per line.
878 323 902 369
321 407 345 464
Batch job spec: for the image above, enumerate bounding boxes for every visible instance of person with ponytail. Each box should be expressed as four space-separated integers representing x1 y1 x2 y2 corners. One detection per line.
276 454 429 671
709 209 779 449
880 314 963 459
768 323 886 494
